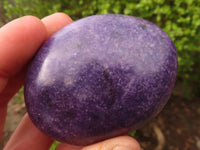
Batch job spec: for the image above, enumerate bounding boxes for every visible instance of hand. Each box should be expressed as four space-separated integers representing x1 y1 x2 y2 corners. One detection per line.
0 13 141 150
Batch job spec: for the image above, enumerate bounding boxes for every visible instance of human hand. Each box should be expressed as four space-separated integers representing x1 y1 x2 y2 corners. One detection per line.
0 13 140 150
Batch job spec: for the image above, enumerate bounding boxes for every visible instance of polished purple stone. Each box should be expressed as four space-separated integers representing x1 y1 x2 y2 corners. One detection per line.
24 14 178 145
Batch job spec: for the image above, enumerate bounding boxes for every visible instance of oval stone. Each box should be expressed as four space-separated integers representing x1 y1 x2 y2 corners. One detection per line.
24 14 178 145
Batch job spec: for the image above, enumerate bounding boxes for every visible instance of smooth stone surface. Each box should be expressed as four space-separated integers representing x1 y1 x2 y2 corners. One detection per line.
24 14 178 145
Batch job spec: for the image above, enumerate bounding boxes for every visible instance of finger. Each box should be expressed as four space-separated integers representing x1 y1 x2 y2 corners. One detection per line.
0 16 47 80
56 136 141 150
4 114 54 150
42 12 73 38
0 15 47 98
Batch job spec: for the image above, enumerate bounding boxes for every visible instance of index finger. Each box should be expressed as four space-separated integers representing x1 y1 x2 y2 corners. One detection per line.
0 16 47 78
0 16 47 93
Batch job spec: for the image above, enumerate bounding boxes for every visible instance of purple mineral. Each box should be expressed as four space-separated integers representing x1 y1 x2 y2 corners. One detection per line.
24 14 178 145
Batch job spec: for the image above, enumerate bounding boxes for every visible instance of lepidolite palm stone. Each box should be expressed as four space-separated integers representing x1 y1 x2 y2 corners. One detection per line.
24 14 178 145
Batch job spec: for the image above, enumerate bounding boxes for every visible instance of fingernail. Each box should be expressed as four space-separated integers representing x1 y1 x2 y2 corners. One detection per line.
113 146 133 150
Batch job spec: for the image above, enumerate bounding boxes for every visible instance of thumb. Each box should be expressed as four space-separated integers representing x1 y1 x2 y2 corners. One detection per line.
56 136 141 150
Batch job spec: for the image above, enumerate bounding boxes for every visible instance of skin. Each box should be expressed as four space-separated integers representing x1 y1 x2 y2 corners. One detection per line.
0 13 140 150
